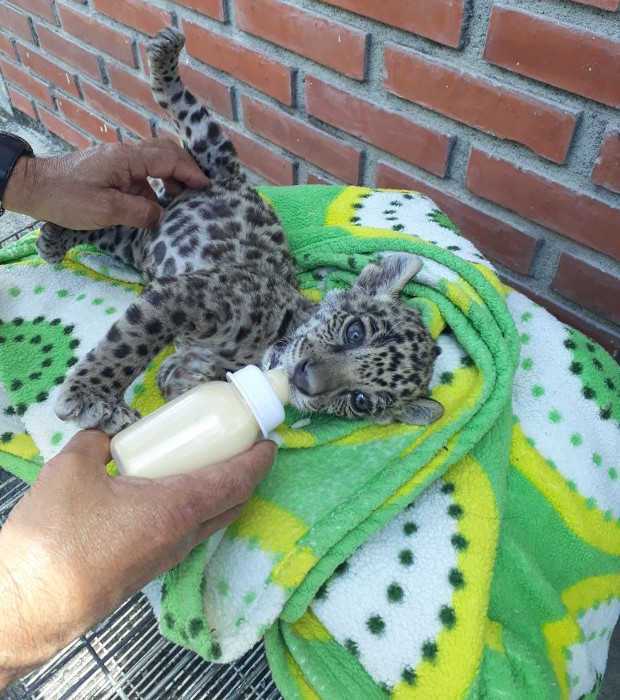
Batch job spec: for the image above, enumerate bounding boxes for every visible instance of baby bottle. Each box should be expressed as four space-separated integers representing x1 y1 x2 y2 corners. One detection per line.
110 366 289 479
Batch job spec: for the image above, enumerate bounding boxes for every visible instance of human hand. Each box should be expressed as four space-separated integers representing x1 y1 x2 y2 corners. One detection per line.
0 430 275 686
2 139 210 230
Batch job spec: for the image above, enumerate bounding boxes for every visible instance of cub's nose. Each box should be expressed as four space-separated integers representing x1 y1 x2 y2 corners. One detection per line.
292 359 313 395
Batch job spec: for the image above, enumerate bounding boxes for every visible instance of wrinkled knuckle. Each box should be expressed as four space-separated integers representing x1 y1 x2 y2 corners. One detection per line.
228 470 256 503
160 491 203 536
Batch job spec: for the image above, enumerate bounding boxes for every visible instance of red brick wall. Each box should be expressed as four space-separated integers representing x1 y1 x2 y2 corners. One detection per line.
1 0 619 353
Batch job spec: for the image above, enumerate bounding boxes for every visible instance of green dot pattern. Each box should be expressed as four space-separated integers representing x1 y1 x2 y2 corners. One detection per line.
387 583 404 603
448 503 463 519
449 568 465 589
401 667 416 685
565 329 619 423
451 534 468 550
439 605 456 629
188 618 204 638
422 640 438 661
399 549 414 566
403 521 418 535
440 371 454 385
570 433 583 447
345 638 359 657
0 316 78 420
367 615 385 635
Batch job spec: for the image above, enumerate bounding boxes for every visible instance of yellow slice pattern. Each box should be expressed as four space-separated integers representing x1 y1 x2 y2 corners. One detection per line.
511 424 620 557
543 574 620 699
393 455 499 699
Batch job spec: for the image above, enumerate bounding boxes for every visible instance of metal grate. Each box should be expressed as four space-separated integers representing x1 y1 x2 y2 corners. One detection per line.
0 222 282 700
0 220 41 247
0 561 281 700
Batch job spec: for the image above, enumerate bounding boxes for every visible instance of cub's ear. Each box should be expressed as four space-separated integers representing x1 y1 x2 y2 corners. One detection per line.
355 254 422 299
399 398 444 425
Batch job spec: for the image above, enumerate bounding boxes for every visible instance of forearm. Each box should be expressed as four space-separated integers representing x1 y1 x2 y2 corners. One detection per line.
1 154 38 218
0 545 74 691
0 560 33 690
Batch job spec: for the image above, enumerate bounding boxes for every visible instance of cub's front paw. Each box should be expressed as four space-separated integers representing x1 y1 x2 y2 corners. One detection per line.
157 349 215 400
55 379 139 435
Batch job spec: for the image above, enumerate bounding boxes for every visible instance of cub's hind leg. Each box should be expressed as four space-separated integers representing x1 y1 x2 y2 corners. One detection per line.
146 28 243 184
37 222 142 267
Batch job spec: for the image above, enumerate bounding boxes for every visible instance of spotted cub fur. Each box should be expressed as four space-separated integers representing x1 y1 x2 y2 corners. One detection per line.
38 28 442 435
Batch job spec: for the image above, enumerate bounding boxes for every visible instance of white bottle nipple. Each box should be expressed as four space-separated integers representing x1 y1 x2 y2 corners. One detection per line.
226 366 287 437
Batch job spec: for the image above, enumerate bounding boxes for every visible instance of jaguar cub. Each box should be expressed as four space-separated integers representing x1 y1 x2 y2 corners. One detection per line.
38 27 442 435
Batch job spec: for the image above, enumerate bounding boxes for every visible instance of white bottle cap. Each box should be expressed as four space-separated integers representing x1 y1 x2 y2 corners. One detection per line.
226 365 286 438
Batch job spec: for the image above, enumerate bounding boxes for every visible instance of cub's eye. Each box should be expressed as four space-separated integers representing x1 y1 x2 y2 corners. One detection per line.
345 319 365 346
352 391 371 414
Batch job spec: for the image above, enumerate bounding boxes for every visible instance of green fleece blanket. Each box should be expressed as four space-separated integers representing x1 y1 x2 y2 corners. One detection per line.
0 186 617 700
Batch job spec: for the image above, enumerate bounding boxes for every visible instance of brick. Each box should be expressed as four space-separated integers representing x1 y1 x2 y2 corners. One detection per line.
484 7 620 109
128 51 234 119
58 4 136 67
108 64 166 117
307 172 337 185
466 148 620 261
0 5 34 43
375 162 539 275
570 0 619 9
506 278 620 357
236 0 367 80
138 42 150 76
0 57 53 106
8 0 56 22
181 65 234 120
93 0 172 35
39 106 92 149
174 0 225 20
306 77 452 177
228 128 295 185
320 0 466 48
183 20 293 105
242 95 361 182
7 86 37 119
385 46 577 165
82 81 152 138
0 34 17 60
552 255 620 325
36 24 101 81
592 129 620 194
15 43 81 98
57 95 119 144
